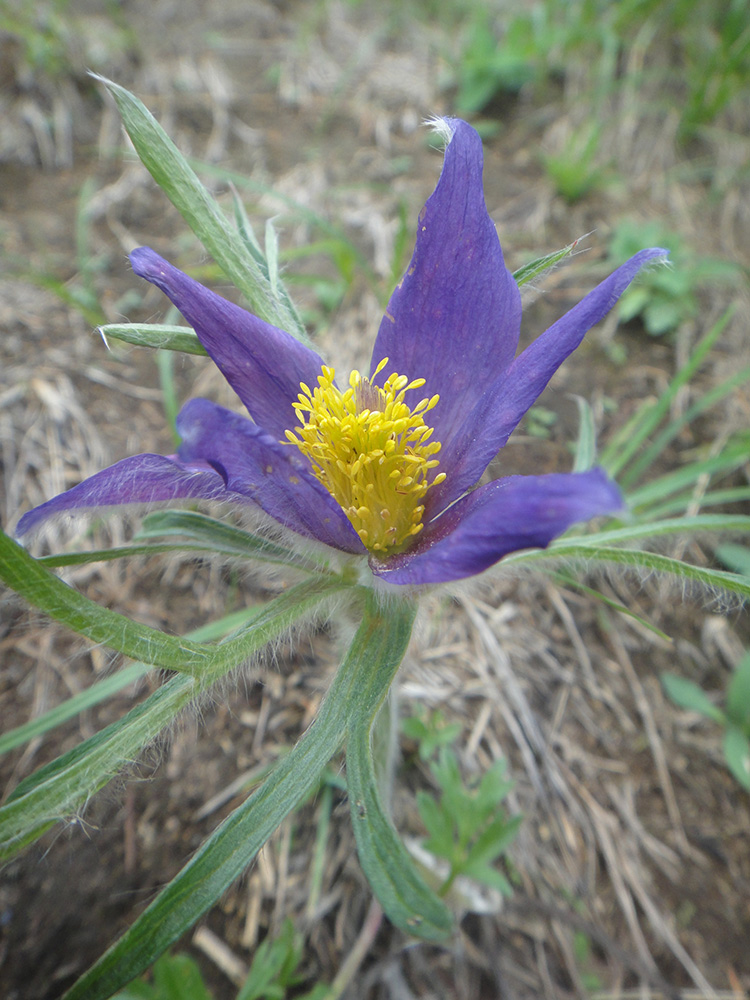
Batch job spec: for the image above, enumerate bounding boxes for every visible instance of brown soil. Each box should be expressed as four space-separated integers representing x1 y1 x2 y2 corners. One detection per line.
1 2 749 999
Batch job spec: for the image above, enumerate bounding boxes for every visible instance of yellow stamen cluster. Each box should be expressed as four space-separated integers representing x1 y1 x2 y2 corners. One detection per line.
285 358 446 554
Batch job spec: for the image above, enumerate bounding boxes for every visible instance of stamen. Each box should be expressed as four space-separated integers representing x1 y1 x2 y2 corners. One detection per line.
285 358 445 555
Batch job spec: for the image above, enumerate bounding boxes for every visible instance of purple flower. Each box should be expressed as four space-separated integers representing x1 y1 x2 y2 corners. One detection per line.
17 119 666 586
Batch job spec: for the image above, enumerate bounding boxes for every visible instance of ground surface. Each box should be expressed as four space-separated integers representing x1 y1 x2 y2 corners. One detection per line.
1 2 749 999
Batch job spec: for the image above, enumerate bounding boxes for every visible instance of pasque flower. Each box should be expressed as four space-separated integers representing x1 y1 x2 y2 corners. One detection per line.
17 119 665 585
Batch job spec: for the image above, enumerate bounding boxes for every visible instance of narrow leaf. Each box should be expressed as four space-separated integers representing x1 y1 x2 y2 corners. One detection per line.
0 586 338 859
98 323 207 356
512 239 580 287
723 727 750 791
135 510 318 570
726 654 750 730
345 593 453 941
660 673 725 724
502 540 750 601
571 394 596 472
92 75 307 342
0 530 344 673
626 442 750 510
61 588 398 999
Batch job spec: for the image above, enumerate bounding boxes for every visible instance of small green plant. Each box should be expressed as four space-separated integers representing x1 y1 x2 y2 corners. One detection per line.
113 953 213 1000
524 405 558 439
114 921 326 1000
450 8 543 113
416 748 522 898
608 220 739 336
572 930 604 993
661 653 750 791
402 707 462 761
542 123 609 203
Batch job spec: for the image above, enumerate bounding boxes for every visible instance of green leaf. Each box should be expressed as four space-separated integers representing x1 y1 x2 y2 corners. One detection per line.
153 954 214 1000
716 542 750 577
0 530 344 673
62 588 437 997
726 653 750 730
465 813 522 869
512 239 580 287
723 726 750 791
135 510 318 571
345 593 453 942
571 395 596 472
402 708 461 761
416 792 454 858
660 673 725 724
0 672 196 858
503 539 750 602
0 582 346 859
92 75 308 343
237 920 303 1000
98 323 208 356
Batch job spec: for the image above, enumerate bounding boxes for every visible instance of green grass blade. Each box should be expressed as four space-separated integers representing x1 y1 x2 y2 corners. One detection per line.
345 594 453 941
61 588 416 999
626 441 749 510
602 306 734 481
92 75 307 343
0 662 150 757
571 395 596 472
567 513 750 548
621 361 750 490
640 486 750 520
0 530 343 673
97 324 207 355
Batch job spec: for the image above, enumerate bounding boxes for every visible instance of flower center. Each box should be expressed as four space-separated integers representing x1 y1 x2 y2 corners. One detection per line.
285 358 446 555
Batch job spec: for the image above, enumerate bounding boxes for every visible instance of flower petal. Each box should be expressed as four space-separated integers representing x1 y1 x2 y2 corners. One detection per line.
130 247 326 440
372 468 623 585
15 454 230 538
177 398 365 553
430 248 668 510
370 119 521 449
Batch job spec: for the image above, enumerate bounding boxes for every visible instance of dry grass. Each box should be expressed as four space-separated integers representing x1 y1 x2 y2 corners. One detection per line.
1 1 749 998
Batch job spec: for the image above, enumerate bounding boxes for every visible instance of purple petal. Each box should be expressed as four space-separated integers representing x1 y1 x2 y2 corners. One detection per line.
430 248 668 510
372 468 623 585
15 454 230 538
370 119 522 449
177 398 364 553
130 248 326 440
